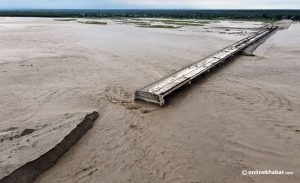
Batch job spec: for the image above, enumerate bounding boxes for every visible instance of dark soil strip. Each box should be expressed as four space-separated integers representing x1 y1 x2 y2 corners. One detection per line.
0 111 99 183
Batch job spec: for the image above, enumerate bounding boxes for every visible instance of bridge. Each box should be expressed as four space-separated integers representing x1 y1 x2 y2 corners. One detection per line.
135 26 277 106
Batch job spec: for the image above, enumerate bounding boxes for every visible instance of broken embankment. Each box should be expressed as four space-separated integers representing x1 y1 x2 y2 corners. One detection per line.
0 111 99 183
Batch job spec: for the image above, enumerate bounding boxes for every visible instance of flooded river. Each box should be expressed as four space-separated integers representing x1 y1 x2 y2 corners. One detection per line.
0 18 299 183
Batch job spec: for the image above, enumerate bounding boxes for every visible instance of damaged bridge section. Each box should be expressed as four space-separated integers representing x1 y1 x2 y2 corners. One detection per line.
135 26 277 106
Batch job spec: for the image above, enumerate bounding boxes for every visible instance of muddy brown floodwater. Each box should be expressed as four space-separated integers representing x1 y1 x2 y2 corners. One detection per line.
0 18 299 183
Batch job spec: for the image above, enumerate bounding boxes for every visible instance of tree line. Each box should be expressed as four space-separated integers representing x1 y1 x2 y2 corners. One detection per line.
0 9 299 20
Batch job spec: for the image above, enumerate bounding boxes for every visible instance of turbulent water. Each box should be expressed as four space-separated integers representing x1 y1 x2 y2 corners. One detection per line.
0 18 299 183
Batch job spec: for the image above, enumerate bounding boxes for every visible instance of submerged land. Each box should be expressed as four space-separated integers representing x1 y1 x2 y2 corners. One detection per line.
0 16 300 183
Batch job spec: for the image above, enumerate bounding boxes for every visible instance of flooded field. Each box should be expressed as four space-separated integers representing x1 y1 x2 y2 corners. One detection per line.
0 17 299 183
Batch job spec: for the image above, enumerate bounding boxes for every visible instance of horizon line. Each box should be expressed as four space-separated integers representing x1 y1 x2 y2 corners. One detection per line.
1 8 300 11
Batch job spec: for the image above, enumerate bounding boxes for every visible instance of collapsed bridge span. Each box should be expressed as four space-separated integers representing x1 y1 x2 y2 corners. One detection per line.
135 26 277 106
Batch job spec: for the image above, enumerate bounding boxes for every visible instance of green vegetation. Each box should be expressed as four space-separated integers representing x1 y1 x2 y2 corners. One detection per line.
77 20 107 25
118 18 207 28
162 21 204 26
159 19 206 26
54 18 107 25
54 18 77 21
0 10 299 21
138 24 180 28
122 20 150 26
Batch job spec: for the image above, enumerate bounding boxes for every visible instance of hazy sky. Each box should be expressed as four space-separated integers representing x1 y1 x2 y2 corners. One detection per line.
1 0 299 9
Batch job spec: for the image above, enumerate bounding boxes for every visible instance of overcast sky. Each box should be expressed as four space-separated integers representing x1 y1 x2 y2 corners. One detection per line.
1 0 299 9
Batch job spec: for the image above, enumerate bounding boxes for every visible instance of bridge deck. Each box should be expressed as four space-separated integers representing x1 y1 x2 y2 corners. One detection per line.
135 26 277 106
